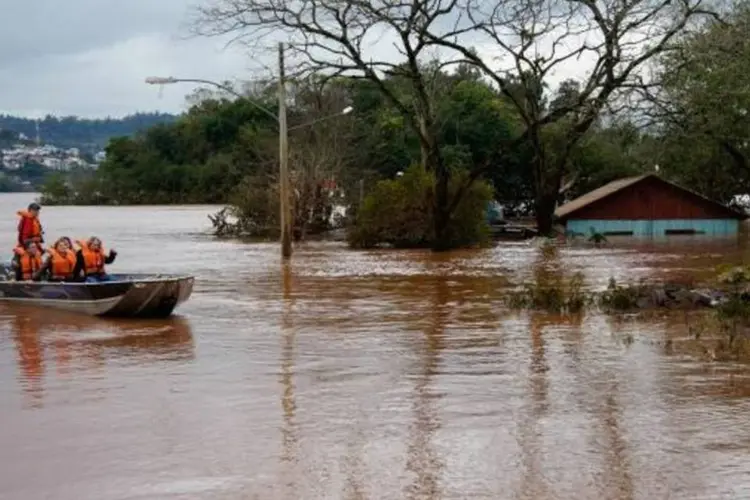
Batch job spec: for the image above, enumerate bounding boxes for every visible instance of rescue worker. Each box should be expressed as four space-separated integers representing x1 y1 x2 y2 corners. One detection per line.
16 203 44 249
11 240 43 281
33 237 77 282
73 236 117 282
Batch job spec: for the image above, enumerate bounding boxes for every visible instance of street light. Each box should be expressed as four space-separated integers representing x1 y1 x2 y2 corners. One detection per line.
144 77 353 132
145 63 353 260
145 76 278 121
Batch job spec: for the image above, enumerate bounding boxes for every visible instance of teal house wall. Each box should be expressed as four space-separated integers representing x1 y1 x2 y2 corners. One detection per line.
555 174 747 238
566 219 739 237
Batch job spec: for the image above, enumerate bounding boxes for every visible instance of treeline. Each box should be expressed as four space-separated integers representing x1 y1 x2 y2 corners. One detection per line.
41 1 750 250
0 113 178 152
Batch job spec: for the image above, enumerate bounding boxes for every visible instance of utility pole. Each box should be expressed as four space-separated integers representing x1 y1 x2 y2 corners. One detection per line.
278 42 292 259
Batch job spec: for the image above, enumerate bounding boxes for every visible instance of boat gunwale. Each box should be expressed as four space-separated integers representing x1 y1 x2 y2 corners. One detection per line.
2 275 195 287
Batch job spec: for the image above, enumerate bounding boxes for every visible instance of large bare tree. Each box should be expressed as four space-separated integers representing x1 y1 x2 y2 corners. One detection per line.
424 0 722 233
195 0 475 250
208 78 357 238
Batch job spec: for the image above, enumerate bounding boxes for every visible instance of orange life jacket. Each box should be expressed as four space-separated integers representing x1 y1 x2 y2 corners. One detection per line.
17 210 42 242
13 246 42 280
77 239 106 275
47 248 76 280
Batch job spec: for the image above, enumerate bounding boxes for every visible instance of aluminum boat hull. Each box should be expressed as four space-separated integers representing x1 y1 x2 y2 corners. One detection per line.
0 273 194 318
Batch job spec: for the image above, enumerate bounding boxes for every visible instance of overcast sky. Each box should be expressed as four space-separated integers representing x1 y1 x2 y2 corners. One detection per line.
0 0 596 119
0 0 257 118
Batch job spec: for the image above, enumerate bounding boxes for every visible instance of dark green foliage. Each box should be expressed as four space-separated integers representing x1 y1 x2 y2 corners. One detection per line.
348 164 493 249
70 99 276 205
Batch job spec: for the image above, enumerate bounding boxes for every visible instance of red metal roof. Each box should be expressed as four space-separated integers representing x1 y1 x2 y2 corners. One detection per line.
554 173 746 221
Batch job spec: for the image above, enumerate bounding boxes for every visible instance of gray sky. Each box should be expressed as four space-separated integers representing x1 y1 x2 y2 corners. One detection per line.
0 0 253 118
0 0 595 119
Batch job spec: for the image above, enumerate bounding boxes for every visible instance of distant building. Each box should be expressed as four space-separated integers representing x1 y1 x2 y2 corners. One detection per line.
555 174 746 237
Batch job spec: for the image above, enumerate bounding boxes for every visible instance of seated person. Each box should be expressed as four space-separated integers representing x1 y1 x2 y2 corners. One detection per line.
33 237 77 282
73 237 117 282
11 240 43 281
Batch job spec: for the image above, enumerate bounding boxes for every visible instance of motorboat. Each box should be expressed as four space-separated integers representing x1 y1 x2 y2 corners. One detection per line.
0 273 194 318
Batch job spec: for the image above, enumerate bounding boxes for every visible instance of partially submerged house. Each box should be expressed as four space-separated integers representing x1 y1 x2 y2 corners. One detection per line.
555 174 746 237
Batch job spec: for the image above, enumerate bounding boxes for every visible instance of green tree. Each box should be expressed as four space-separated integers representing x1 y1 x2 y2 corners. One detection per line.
647 5 750 202
39 172 71 204
349 164 493 249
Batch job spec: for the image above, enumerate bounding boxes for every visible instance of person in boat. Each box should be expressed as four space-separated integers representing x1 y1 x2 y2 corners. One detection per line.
73 237 117 282
17 202 44 250
33 237 77 282
10 239 43 281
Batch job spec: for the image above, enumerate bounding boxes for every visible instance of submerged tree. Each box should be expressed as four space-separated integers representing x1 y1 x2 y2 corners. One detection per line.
195 0 494 250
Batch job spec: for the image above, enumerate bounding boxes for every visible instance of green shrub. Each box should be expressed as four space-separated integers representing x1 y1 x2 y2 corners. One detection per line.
348 164 493 249
505 272 589 313
598 277 645 311
225 174 280 238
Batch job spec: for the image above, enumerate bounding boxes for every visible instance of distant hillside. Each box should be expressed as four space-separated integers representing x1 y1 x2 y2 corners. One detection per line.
0 129 28 149
0 112 178 153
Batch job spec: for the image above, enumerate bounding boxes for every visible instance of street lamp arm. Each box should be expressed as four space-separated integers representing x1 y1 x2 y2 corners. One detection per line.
145 76 278 122
288 106 354 131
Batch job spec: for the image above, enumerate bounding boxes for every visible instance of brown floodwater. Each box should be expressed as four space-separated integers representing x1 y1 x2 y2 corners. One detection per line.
2 193 750 499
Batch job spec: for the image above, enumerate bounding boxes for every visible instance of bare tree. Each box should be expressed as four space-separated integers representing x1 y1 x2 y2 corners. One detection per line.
195 0 475 250
212 78 357 238
288 80 356 239
424 0 722 233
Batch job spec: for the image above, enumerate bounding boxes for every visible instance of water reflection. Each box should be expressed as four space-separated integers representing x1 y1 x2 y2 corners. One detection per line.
600 386 634 500
280 263 299 498
516 246 563 499
11 314 45 409
404 274 445 500
518 312 551 499
3 305 193 407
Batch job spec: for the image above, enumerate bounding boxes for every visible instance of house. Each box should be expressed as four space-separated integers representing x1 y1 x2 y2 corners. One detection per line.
555 174 746 237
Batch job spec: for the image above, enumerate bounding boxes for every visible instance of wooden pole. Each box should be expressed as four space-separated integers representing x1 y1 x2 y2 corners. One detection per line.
278 42 292 259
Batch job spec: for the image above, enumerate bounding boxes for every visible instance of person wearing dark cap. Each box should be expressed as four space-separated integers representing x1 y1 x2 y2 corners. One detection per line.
16 202 44 250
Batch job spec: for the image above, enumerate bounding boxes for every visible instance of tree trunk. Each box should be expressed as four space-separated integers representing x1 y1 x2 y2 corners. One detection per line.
432 166 451 252
416 112 452 252
534 162 564 237
535 192 557 236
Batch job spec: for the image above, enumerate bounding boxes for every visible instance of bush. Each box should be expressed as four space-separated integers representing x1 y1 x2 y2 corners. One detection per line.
598 277 647 311
206 174 280 238
505 272 589 313
348 164 493 249
210 171 345 239
40 169 109 205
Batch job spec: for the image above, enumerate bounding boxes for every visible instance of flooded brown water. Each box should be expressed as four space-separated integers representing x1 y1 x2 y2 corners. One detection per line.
2 193 750 499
